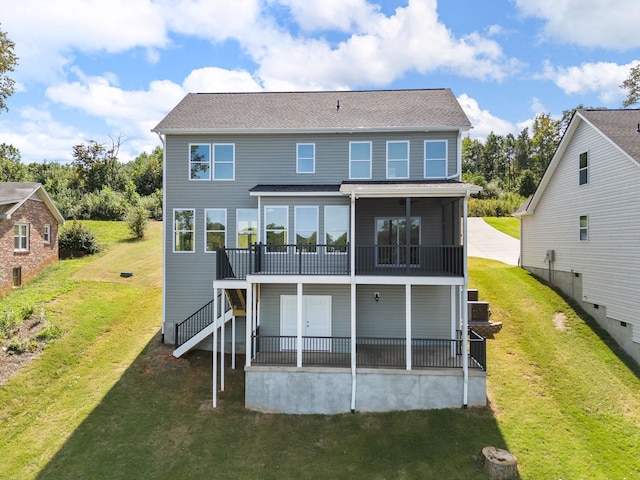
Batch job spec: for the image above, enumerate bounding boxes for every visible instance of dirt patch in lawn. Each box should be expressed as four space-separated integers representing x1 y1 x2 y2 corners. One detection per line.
552 312 566 330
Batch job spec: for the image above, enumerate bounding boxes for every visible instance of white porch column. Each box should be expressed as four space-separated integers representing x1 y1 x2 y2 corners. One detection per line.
405 283 412 371
231 316 236 370
462 194 469 407
451 285 457 357
297 283 303 368
220 310 225 392
350 191 357 412
213 287 218 408
245 283 253 367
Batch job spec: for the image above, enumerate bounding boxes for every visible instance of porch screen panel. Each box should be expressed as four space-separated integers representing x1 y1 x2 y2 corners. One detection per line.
265 206 287 252
375 217 420 266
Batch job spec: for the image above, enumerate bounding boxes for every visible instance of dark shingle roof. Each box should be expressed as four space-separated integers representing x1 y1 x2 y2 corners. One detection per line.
0 182 65 223
153 89 471 133
579 109 640 163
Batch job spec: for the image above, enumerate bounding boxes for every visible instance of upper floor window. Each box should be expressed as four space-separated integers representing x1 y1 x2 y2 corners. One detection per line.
213 144 235 180
265 206 288 252
579 151 588 185
387 141 409 179
205 209 226 252
190 144 211 180
237 209 258 248
14 223 29 251
297 143 315 174
295 206 318 253
325 206 348 253
174 209 195 252
350 141 372 179
424 140 447 179
43 224 51 244
579 215 588 241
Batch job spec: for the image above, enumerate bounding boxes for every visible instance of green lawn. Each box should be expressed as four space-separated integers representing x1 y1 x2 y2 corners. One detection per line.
1 225 639 479
482 216 520 239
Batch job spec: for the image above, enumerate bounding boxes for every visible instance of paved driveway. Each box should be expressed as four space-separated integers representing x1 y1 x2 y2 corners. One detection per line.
467 218 520 266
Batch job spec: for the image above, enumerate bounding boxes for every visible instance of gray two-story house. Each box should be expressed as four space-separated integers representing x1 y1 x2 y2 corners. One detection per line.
153 89 486 414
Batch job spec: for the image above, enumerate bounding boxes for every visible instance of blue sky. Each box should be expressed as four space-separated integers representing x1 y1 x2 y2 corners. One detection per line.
1 0 639 163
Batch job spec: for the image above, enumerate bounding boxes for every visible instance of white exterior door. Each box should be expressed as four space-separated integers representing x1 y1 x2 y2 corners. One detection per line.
280 295 332 351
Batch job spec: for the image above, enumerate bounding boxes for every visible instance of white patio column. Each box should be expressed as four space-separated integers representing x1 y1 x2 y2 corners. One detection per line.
297 283 303 368
220 308 225 392
231 316 236 370
462 194 469 407
245 283 253 367
350 191 357 412
451 285 457 357
405 283 412 370
213 287 218 408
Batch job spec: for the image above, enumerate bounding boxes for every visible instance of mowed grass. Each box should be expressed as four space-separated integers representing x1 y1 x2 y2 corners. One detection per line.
483 216 520 239
1 223 640 479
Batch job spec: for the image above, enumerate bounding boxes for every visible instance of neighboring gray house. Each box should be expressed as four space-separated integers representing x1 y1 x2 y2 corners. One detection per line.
516 109 640 365
153 89 485 413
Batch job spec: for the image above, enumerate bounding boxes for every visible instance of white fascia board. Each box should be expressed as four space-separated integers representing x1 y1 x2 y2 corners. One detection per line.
249 191 343 197
245 274 351 284
355 276 465 286
152 125 471 135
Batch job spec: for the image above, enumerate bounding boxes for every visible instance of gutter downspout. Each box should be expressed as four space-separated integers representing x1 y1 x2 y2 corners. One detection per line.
350 191 357 413
157 132 167 344
462 192 469 408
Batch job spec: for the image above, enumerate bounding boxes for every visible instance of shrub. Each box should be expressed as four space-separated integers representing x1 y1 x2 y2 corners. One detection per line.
6 338 26 355
139 189 163 221
126 205 149 240
468 193 527 217
59 221 101 256
35 324 63 342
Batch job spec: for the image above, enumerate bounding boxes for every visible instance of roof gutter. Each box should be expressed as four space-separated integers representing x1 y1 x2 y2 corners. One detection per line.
151 125 473 136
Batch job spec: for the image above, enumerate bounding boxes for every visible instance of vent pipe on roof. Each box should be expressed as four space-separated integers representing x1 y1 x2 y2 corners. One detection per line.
636 123 640 133
337 100 340 111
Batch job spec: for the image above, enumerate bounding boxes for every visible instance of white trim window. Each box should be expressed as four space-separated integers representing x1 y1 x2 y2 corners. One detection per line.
43 224 51 244
349 141 372 179
295 206 318 253
265 206 288 253
325 206 348 253
14 223 29 251
297 143 315 174
213 143 235 180
237 209 258 248
189 144 211 180
387 141 409 179
579 215 588 241
579 151 588 185
205 209 226 252
424 140 448 179
174 209 195 252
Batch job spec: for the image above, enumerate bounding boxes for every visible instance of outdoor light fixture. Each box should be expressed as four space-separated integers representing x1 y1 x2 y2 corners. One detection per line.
374 292 380 302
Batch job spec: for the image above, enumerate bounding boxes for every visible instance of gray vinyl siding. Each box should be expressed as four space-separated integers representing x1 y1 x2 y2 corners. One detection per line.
522 119 640 343
164 130 460 335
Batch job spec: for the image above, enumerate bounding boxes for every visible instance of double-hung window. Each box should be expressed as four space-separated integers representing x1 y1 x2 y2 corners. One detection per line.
43 224 51 244
14 223 29 251
375 217 420 266
297 143 315 174
237 209 258 248
579 152 588 185
205 209 226 252
325 206 348 253
424 140 447 179
213 144 235 180
190 144 211 180
579 215 589 241
265 206 288 253
350 141 372 179
295 206 318 253
387 141 409 179
174 209 195 252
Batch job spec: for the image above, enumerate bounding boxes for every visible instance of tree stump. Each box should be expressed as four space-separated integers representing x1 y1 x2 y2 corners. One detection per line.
482 446 518 479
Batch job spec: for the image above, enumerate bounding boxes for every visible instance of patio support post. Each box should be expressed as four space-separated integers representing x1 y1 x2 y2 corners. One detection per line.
231 316 236 369
297 283 303 368
450 285 457 357
212 287 218 408
245 282 253 367
405 196 411 276
406 283 412 370
221 309 225 392
462 194 469 407
350 191 357 412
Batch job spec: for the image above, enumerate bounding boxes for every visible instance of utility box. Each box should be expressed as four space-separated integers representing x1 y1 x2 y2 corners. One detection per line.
467 289 479 302
468 301 490 322
546 249 555 262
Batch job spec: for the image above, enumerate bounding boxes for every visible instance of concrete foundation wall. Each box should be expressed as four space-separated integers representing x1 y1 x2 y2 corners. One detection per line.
245 366 486 414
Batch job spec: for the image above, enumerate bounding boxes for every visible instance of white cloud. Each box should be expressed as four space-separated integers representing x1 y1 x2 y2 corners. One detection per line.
274 0 383 32
183 67 264 92
540 60 640 104
515 0 640 49
457 93 518 140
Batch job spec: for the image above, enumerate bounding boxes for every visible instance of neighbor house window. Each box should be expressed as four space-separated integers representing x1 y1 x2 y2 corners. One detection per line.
43 224 51 244
325 206 348 253
14 223 29 251
297 143 315 174
387 141 409 179
13 267 21 287
579 215 588 241
295 206 318 253
190 144 211 180
174 209 195 252
579 151 588 185
425 140 447 178
237 209 258 248
376 217 420 265
213 144 234 180
265 206 288 252
349 141 372 179
205 209 226 252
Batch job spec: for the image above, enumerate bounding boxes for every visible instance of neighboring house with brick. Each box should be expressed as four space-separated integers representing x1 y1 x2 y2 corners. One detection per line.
0 183 65 297
153 89 486 413
516 109 640 365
